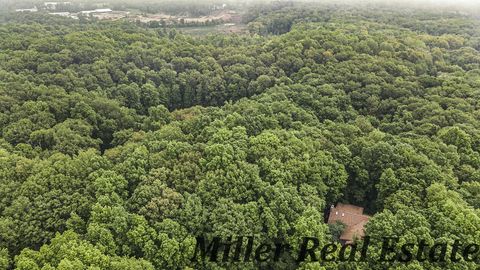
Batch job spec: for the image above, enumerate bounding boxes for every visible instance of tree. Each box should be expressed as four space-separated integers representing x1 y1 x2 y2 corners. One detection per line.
14 231 154 270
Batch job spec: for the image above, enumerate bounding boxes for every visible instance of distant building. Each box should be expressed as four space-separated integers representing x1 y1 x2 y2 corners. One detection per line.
49 12 71 17
44 2 71 11
16 7 38 12
212 3 227 10
80 9 113 15
327 203 370 244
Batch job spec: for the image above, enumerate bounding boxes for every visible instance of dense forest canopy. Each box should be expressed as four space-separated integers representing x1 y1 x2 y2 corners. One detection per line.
0 1 479 269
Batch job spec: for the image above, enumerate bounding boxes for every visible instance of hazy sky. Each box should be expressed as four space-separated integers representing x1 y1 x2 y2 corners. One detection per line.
310 0 480 10
2 0 480 11
328 0 480 5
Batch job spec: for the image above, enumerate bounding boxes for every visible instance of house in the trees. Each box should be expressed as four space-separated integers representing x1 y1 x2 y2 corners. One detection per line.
327 203 370 244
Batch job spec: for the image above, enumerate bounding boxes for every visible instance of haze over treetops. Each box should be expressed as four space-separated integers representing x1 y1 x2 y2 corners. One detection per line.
0 1 479 269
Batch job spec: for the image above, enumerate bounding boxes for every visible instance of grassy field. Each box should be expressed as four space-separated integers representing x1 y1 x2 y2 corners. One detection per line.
176 23 248 36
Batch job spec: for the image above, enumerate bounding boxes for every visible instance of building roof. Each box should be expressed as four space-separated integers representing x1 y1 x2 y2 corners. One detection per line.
81 9 112 14
44 2 71 4
16 8 38 12
340 220 368 242
327 203 370 243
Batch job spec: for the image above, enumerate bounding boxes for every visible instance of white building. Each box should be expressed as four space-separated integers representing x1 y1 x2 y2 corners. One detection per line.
44 2 71 10
16 7 38 12
49 12 70 17
49 12 79 19
80 9 113 15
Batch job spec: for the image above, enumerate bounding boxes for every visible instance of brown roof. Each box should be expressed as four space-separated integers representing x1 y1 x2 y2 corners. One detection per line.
340 220 368 242
332 203 364 215
327 203 370 243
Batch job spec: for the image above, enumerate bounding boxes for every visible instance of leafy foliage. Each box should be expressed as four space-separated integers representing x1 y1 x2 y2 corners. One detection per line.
0 2 479 269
